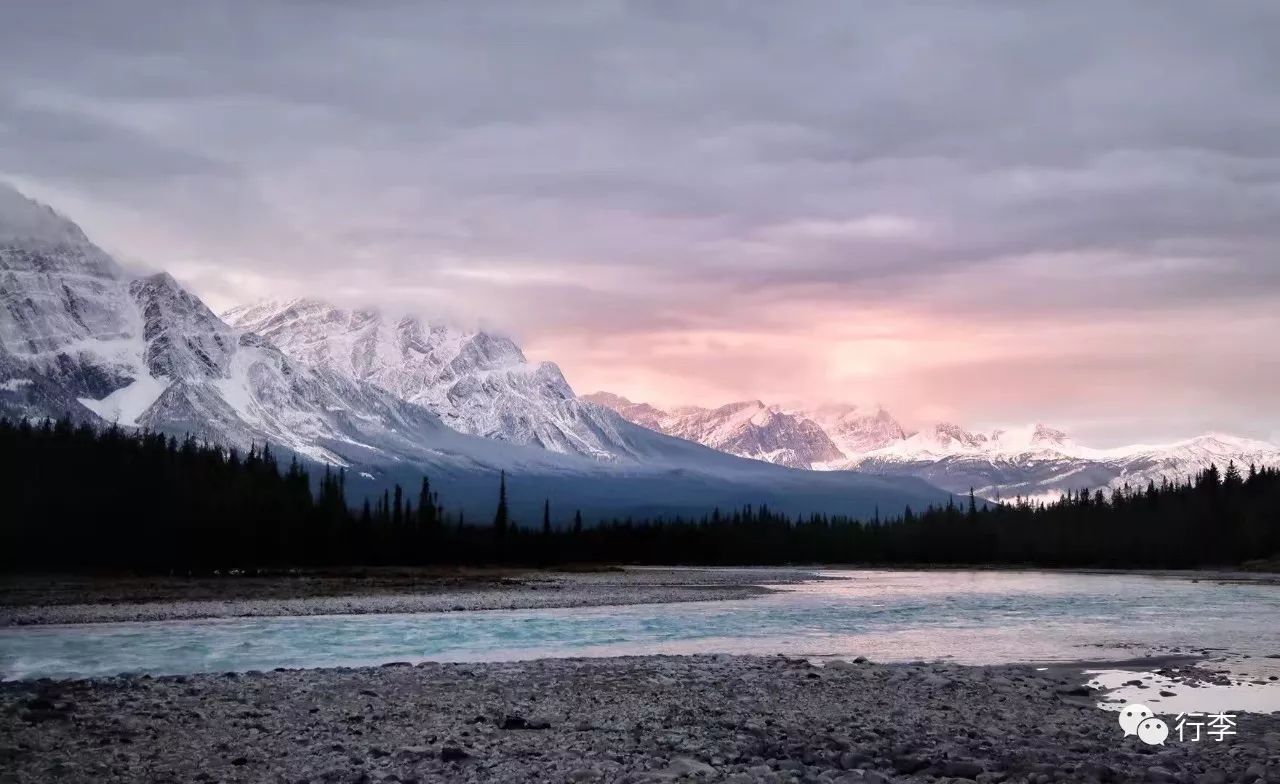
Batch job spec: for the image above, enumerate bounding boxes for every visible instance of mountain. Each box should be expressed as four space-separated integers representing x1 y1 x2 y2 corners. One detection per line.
846 432 1280 502
592 390 1280 501
222 299 637 461
0 191 471 466
582 394 843 469
0 182 949 520
804 404 910 456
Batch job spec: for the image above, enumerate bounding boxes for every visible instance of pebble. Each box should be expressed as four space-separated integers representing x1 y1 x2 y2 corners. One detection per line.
1 655 1276 783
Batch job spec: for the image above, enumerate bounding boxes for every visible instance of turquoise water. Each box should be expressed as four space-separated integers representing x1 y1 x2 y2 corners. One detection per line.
2 570 1279 683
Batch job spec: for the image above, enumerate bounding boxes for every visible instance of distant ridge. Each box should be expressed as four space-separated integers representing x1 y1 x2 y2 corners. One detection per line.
588 391 1280 500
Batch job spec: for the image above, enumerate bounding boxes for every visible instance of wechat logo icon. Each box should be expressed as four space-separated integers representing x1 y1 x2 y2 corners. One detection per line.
1119 704 1169 746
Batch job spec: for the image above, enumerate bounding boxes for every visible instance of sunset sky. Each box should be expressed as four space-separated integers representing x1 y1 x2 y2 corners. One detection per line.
3 2 1279 445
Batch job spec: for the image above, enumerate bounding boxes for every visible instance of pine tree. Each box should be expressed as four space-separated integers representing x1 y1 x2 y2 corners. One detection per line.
493 471 509 537
417 476 434 529
1224 461 1243 489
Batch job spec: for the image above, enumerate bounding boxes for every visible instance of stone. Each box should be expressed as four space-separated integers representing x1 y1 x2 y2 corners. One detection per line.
660 757 716 777
944 760 984 778
439 747 469 763
839 751 869 769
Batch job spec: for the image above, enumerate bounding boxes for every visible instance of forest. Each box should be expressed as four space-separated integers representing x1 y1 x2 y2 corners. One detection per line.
1 416 1277 571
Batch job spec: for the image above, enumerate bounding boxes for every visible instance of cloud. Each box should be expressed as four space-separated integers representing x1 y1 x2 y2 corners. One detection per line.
2 1 1279 441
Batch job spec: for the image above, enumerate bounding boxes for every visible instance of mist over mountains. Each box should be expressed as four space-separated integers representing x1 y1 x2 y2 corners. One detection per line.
0 183 949 522
3 181 1276 520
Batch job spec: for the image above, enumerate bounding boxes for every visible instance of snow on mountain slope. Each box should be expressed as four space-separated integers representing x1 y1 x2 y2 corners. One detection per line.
583 394 844 469
804 405 909 456
0 182 951 520
596 388 1280 501
834 424 1280 500
224 299 643 460
579 391 669 431
1 183 142 404
0 184 535 463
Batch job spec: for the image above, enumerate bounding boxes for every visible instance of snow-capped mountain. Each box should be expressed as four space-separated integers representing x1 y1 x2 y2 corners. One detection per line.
846 432 1280 502
593 389 1280 501
223 299 635 460
0 183 140 408
804 405 910 456
582 394 843 469
0 189 464 466
586 394 904 470
0 182 949 520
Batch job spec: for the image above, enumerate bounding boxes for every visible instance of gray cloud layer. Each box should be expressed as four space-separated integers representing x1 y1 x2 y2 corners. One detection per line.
3 1 1279 443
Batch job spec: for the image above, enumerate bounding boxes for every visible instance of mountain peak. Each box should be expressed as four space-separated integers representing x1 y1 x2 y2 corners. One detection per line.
222 297 640 459
932 422 985 448
1031 423 1069 446
136 270 181 290
0 184 134 358
0 182 96 250
583 391 635 408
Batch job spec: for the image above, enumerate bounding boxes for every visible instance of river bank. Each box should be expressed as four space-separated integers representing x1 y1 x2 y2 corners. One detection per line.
5 565 1278 628
0 568 819 626
2 654 1278 783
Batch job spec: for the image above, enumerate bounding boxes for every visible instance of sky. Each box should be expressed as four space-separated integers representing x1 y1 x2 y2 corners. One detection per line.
2 1 1279 445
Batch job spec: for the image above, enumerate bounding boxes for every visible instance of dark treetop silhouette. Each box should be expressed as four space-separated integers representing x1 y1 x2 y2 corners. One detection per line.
2 417 1277 572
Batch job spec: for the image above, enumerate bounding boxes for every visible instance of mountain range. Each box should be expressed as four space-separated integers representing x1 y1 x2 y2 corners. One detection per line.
5 181 1273 519
0 182 948 522
584 394 1280 502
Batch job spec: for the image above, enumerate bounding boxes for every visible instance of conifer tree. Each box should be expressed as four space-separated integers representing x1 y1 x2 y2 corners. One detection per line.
418 476 434 529
493 471 509 537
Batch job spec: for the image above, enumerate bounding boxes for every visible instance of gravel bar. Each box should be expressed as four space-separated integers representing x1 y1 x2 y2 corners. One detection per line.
0 568 823 626
3 655 1279 783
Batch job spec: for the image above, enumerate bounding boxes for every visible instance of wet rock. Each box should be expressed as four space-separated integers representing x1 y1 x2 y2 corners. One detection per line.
439 746 469 762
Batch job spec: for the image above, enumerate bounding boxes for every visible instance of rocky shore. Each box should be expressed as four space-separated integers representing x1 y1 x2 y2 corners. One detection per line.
0 568 817 626
3 655 1279 784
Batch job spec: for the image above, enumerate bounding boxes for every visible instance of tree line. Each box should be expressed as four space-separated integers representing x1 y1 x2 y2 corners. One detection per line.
1 416 1277 571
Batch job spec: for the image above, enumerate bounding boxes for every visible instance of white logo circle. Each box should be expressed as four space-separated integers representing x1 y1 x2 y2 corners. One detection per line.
1118 703 1153 737
1136 716 1169 746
